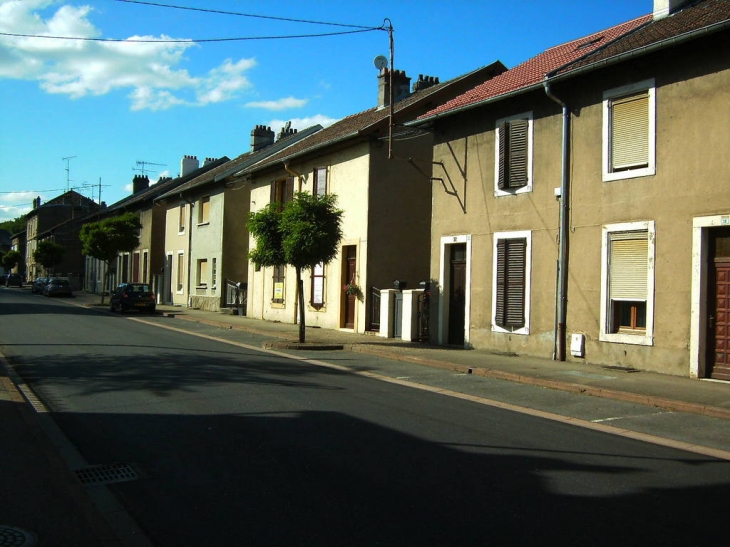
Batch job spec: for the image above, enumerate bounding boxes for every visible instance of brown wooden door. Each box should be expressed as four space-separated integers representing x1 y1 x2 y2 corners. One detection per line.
709 261 730 380
344 246 357 329
448 244 466 345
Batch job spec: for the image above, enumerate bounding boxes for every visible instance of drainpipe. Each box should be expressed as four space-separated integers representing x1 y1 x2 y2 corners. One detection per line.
543 78 570 361
181 193 195 308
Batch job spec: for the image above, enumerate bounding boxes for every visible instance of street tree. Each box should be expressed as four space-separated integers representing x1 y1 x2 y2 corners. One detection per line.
33 241 66 275
2 249 22 273
248 192 343 343
80 212 142 303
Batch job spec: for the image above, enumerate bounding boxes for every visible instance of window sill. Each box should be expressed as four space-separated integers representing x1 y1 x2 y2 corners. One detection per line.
492 324 529 335
494 185 532 197
603 166 655 182
197 222 210 227
599 331 653 346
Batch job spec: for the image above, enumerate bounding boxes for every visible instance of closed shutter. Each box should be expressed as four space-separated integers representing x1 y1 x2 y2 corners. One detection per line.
285 176 295 203
495 238 526 328
498 119 529 189
611 92 649 170
314 167 327 196
609 231 648 300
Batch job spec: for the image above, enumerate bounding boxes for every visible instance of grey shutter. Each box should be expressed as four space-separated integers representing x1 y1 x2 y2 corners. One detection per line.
498 122 507 189
495 238 526 328
508 119 529 187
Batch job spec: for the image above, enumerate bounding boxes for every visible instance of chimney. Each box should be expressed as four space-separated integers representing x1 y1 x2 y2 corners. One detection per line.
251 125 275 152
203 157 218 166
378 68 412 109
412 74 440 93
133 174 150 194
653 0 690 19
181 155 200 176
277 121 297 142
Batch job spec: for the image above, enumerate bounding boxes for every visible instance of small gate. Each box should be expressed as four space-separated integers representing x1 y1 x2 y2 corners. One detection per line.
417 288 430 342
369 287 381 332
226 279 247 316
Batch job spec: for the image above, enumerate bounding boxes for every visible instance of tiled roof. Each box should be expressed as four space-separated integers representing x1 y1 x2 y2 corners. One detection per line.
418 15 651 120
557 0 730 76
240 62 506 175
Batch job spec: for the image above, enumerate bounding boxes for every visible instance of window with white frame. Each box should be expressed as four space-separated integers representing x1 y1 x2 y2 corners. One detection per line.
310 262 325 309
178 204 185 233
176 252 184 292
197 259 208 287
494 112 533 196
272 264 285 304
492 230 531 334
602 79 655 182
600 221 655 345
313 167 327 196
212 258 217 288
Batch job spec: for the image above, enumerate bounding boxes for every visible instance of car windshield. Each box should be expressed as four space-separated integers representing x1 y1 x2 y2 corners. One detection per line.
51 279 69 286
128 284 151 293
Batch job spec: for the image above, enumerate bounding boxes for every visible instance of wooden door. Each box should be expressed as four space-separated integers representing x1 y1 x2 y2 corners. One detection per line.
448 244 466 345
343 246 357 329
707 228 730 380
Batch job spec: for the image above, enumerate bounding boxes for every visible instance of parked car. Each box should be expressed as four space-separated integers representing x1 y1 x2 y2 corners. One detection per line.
43 278 72 297
32 277 48 293
5 273 22 287
110 283 156 313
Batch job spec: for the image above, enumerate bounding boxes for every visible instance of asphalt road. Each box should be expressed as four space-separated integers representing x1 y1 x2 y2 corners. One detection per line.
2 289 730 546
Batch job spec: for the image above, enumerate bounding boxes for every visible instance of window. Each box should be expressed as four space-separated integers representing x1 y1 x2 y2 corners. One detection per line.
272 265 285 303
142 251 148 284
271 177 294 208
600 221 655 345
178 204 185 233
492 231 531 334
198 196 211 224
197 259 208 287
132 252 140 283
176 252 184 292
494 112 533 196
313 167 327 196
212 258 217 288
603 79 655 182
311 262 325 309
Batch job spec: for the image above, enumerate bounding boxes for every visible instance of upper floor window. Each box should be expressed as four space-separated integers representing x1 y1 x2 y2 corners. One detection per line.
198 196 211 225
178 204 185 233
599 221 655 346
313 167 327 196
494 112 533 196
602 79 655 182
271 177 294 208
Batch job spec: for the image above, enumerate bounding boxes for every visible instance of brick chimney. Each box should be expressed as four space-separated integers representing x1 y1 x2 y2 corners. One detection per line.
378 68 411 109
181 155 200 177
132 174 150 194
412 74 440 93
653 0 690 19
277 121 297 142
251 125 275 152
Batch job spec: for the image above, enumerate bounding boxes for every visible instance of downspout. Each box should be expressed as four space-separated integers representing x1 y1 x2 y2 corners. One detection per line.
543 78 570 361
181 193 195 308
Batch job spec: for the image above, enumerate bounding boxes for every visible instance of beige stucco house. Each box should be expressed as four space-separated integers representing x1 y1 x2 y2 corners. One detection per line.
412 0 730 379
155 125 321 311
238 62 506 333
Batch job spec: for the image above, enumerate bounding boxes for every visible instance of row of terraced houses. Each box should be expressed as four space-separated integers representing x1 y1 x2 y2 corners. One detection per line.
14 0 730 381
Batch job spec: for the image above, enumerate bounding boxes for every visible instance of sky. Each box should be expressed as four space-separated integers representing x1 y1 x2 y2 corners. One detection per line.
0 0 653 223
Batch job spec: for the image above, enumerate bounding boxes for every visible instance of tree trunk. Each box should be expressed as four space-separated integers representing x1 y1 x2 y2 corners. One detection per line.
297 268 305 343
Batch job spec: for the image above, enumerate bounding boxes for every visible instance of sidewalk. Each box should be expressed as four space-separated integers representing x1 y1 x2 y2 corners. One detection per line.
77 291 730 421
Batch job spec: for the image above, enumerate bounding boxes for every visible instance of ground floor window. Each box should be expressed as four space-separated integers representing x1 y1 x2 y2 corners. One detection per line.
272 264 285 303
311 262 324 309
600 221 654 345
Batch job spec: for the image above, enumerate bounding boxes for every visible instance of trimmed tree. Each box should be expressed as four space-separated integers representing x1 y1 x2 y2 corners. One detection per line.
80 212 142 303
2 249 21 272
33 241 66 275
248 192 343 343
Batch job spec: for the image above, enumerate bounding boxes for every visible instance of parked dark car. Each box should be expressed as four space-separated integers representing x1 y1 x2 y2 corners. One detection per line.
43 278 72 297
110 283 156 313
32 277 48 294
5 273 22 287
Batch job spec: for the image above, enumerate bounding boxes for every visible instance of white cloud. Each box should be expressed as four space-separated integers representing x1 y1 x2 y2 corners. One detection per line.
0 1 256 110
246 96 308 111
269 115 340 132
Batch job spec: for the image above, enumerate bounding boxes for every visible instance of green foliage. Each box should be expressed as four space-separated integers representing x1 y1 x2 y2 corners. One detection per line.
80 212 142 265
33 241 65 270
247 203 285 267
0 215 27 236
2 249 21 271
280 192 343 269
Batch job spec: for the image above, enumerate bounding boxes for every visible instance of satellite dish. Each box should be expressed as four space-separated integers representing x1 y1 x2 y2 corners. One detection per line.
373 55 388 70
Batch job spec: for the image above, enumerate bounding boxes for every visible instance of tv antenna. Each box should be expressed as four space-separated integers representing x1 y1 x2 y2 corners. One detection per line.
62 156 77 192
134 160 167 176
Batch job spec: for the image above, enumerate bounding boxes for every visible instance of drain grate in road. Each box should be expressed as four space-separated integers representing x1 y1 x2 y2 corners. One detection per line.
0 525 37 547
75 463 139 485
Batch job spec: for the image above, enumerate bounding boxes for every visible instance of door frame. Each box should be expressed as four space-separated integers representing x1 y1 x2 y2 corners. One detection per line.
690 215 730 378
438 235 472 346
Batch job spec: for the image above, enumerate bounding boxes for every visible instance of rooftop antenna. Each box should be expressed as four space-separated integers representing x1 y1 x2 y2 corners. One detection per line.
134 160 167 177
62 156 77 192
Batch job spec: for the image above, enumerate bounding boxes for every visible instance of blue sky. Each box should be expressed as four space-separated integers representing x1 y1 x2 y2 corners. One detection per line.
0 0 651 223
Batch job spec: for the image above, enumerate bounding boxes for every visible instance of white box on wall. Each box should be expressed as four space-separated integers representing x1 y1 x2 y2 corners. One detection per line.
570 333 585 358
